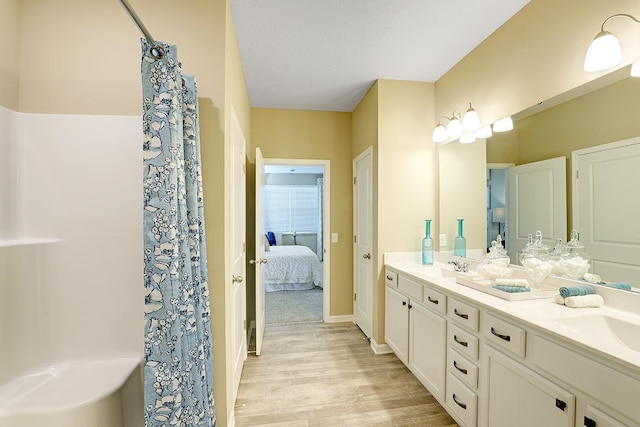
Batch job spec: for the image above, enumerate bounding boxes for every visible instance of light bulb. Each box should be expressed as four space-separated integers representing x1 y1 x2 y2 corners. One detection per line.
584 31 622 72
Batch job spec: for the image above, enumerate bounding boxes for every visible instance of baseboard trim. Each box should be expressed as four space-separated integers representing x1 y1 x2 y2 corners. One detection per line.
370 338 392 355
324 314 355 323
228 410 235 427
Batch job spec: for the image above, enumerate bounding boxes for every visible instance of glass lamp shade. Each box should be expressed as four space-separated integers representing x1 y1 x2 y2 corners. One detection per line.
446 117 463 139
631 60 640 77
475 125 493 138
432 124 448 143
459 132 476 144
493 116 513 132
462 108 481 131
584 31 622 72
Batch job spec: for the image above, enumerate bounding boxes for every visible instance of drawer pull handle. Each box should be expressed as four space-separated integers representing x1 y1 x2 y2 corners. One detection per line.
427 296 439 305
555 398 567 411
452 393 467 410
453 360 467 375
583 416 596 427
454 309 469 319
402 301 407 306
453 335 468 347
386 275 393 281
491 327 511 342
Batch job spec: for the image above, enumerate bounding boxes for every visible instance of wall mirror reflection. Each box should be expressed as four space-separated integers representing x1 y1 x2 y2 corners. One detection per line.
440 67 640 290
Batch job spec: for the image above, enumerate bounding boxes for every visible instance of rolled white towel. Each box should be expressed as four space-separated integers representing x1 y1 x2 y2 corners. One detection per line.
583 273 601 284
564 294 604 308
494 278 529 288
554 294 565 305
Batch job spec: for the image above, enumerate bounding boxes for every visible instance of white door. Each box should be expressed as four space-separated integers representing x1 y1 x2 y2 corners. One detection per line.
253 148 267 356
507 157 567 264
573 138 640 283
354 147 373 338
230 109 247 401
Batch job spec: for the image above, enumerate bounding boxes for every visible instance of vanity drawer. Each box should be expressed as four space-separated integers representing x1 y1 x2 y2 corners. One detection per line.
423 286 447 315
398 275 423 301
483 313 526 358
448 347 479 389
447 298 479 332
385 269 398 288
448 323 479 361
446 373 478 427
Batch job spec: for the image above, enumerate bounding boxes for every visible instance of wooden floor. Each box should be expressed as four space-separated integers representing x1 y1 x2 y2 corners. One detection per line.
234 322 458 426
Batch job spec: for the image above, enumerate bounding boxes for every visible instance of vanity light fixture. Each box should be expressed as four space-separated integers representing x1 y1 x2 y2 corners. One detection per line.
492 116 513 132
459 132 476 144
432 105 482 143
432 117 449 143
462 103 481 131
446 112 463 139
584 13 640 73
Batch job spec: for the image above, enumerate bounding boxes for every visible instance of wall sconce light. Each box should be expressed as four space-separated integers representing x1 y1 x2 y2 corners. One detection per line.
584 13 640 73
492 116 513 132
432 103 482 143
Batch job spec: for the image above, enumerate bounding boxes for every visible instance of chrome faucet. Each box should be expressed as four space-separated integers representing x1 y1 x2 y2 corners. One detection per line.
448 260 469 273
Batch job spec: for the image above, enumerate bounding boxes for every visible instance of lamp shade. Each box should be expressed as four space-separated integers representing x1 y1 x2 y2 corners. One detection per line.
631 59 640 77
493 116 513 132
584 31 622 72
446 117 463 139
462 106 481 131
432 124 448 143
459 132 476 144
475 125 493 139
492 207 505 223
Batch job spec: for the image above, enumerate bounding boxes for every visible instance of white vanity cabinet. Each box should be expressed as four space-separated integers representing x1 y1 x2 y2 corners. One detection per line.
384 269 447 402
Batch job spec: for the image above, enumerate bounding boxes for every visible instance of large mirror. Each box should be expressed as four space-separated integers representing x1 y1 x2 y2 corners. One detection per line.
439 66 640 289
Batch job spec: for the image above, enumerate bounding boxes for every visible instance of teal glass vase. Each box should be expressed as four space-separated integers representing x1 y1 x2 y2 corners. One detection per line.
454 218 467 257
422 220 434 265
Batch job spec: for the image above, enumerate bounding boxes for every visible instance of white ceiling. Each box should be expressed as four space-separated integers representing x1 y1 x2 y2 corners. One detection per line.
229 0 531 112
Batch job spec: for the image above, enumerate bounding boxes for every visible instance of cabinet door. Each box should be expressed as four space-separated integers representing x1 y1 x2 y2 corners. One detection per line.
484 346 575 427
582 405 629 427
409 301 446 401
385 286 409 364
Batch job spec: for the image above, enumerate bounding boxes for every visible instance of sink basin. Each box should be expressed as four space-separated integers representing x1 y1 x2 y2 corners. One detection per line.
553 315 640 352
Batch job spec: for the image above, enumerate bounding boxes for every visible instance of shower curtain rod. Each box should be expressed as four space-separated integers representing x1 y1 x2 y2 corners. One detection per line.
118 0 156 45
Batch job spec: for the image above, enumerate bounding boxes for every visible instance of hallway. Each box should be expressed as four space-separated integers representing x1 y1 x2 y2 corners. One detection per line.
235 322 457 426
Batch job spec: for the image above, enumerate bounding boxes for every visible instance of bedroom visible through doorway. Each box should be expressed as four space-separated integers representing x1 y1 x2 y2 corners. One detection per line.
261 161 328 324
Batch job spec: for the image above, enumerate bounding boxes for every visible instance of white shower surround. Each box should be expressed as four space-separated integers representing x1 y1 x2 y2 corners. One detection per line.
0 106 143 426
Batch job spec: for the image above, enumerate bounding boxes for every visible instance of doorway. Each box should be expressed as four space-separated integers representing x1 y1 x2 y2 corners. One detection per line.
259 159 330 326
487 163 512 252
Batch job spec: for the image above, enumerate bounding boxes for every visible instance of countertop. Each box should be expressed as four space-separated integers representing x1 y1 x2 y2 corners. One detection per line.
384 252 640 372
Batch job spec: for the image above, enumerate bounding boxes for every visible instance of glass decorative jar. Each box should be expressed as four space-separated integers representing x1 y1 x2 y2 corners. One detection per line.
422 219 434 265
551 238 570 275
477 235 512 281
560 230 591 279
518 233 534 266
521 231 554 290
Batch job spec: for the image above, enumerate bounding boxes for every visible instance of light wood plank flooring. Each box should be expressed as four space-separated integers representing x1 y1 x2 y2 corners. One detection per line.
235 322 458 426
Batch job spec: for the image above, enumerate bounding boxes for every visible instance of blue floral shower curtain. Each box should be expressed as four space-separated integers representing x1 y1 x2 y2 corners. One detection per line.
141 39 215 426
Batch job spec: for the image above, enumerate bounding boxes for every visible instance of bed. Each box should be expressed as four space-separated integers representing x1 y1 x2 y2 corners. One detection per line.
263 245 322 292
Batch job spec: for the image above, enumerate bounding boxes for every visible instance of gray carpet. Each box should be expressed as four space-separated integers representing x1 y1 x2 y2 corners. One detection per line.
265 286 323 324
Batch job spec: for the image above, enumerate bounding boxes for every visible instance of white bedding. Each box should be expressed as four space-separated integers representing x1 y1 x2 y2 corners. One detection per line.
263 245 322 292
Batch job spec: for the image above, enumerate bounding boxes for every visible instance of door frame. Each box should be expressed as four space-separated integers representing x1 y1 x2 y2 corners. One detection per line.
262 157 331 322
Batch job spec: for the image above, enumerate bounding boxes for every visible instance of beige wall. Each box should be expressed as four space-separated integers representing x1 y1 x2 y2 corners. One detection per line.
250 108 353 316
435 0 640 126
0 0 20 110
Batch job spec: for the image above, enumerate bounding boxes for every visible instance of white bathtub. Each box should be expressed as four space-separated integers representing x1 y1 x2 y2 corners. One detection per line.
0 357 143 427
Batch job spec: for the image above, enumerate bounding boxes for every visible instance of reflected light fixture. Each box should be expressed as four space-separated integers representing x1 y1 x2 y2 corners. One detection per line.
631 60 640 77
492 116 513 132
475 125 493 139
446 112 463 139
432 118 449 143
459 132 476 144
584 13 640 73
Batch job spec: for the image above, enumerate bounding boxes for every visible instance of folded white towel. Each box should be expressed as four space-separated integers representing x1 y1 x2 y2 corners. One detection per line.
554 294 565 305
494 278 529 288
583 273 601 284
564 294 604 308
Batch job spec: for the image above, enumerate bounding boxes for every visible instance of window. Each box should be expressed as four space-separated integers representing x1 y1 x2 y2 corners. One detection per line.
264 185 319 233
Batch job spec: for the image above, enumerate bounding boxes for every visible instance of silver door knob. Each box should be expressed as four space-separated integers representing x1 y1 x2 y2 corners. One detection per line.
232 275 244 283
249 259 257 264
363 253 371 259
260 258 268 264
